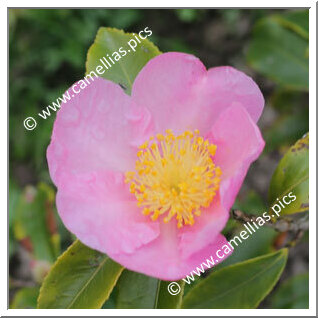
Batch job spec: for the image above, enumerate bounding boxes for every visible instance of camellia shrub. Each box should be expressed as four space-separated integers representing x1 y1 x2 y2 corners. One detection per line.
9 9 309 310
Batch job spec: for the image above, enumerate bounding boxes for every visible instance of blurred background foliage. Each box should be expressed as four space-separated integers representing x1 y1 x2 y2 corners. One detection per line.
9 9 309 309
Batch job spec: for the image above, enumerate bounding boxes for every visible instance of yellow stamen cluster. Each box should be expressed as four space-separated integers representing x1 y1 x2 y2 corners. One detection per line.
125 129 222 228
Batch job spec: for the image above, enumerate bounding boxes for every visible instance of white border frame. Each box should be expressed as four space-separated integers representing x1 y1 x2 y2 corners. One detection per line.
3 1 316 316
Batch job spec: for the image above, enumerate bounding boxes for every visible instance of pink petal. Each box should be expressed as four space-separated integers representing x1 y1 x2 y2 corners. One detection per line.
207 104 265 211
111 230 231 281
178 195 229 259
56 170 160 254
47 77 154 186
132 52 264 135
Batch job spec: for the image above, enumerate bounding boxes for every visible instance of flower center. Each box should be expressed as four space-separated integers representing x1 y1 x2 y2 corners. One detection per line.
125 129 222 228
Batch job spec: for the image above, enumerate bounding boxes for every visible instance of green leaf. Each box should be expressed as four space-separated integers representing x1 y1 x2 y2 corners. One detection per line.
215 226 277 272
270 89 308 114
263 89 308 153
37 240 124 309
269 133 309 215
86 27 161 95
217 191 278 271
247 12 309 91
270 273 309 308
274 10 309 39
233 190 267 216
10 287 39 309
182 249 288 309
115 270 184 309
156 280 185 309
115 270 158 309
264 114 309 153
13 183 60 263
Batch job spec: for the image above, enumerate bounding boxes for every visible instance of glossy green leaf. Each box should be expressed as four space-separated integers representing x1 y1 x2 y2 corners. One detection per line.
10 287 39 309
182 249 288 309
13 183 60 262
86 27 161 95
269 133 309 215
215 226 277 272
270 273 309 308
115 270 184 309
37 240 124 309
156 280 185 309
247 12 308 91
101 290 116 309
115 270 158 309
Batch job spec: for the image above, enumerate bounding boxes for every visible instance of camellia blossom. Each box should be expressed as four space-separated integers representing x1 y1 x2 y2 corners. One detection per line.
47 52 265 280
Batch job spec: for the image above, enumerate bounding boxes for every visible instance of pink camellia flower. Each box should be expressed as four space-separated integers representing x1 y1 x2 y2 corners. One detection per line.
47 52 265 280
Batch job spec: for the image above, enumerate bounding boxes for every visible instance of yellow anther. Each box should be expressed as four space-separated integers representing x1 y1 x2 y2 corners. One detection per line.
125 171 135 183
161 158 167 166
151 210 160 221
129 183 136 193
125 129 221 228
137 196 144 203
125 171 135 178
151 143 158 150
144 160 154 167
139 141 148 149
197 137 203 145
208 144 217 156
215 167 222 177
208 163 215 170
143 208 150 215
184 131 194 138
206 171 214 178
156 133 165 141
